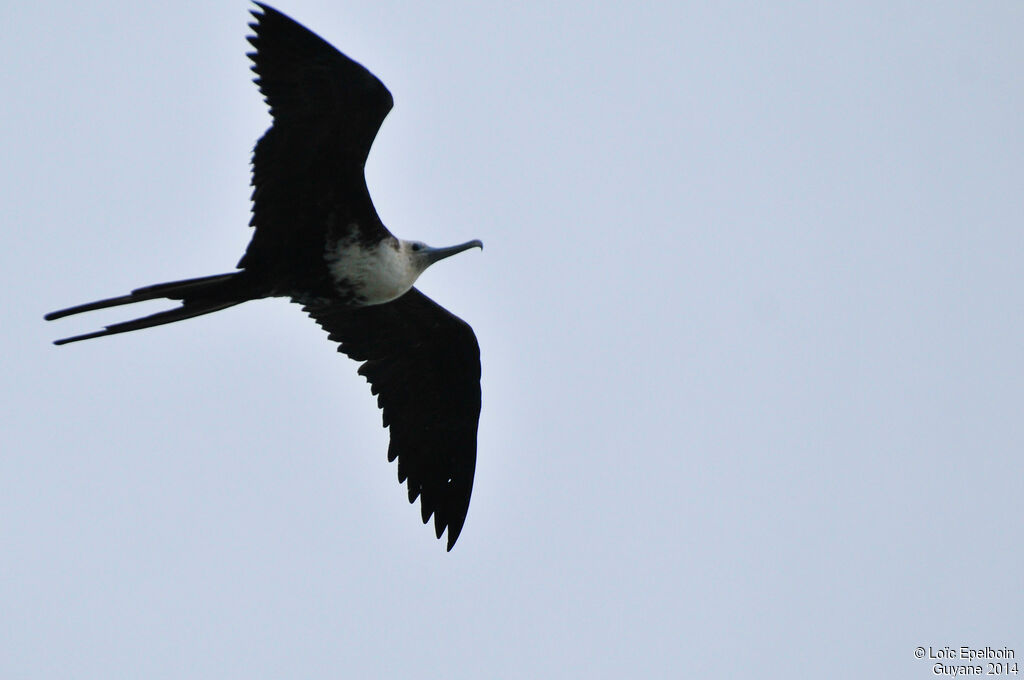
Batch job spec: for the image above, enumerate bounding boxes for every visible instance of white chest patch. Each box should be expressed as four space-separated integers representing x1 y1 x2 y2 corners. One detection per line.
325 234 417 305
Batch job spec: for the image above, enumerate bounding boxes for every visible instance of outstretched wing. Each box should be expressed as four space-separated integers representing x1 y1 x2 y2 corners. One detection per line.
305 289 482 550
242 3 394 273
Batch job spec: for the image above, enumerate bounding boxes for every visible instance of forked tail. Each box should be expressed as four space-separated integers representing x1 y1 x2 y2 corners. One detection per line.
45 272 253 345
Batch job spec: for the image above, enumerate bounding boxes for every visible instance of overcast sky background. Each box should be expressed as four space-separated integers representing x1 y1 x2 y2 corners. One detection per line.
2 1 1022 678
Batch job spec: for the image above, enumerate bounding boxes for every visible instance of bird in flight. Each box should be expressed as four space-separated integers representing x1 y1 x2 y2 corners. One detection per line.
45 3 482 550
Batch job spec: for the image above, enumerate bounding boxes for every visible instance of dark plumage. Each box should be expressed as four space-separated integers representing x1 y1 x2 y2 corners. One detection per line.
45 3 482 550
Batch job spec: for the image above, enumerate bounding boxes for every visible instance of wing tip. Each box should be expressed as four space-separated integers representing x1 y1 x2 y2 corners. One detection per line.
406 486 465 551
445 521 465 551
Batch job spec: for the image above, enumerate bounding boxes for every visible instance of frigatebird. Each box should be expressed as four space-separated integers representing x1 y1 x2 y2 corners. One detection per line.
45 3 482 550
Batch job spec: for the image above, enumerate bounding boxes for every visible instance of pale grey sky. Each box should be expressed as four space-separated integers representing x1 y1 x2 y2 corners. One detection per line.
3 2 1022 678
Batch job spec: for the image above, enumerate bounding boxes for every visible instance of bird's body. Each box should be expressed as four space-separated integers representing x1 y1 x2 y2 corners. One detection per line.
328 234 413 305
45 3 482 550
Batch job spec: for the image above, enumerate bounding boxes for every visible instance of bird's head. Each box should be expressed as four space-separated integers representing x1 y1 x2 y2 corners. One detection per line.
402 238 483 277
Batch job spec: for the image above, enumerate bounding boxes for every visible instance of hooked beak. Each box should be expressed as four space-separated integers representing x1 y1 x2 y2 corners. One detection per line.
422 239 483 265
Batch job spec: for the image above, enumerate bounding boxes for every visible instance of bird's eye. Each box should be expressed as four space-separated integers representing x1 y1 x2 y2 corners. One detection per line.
411 243 423 251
